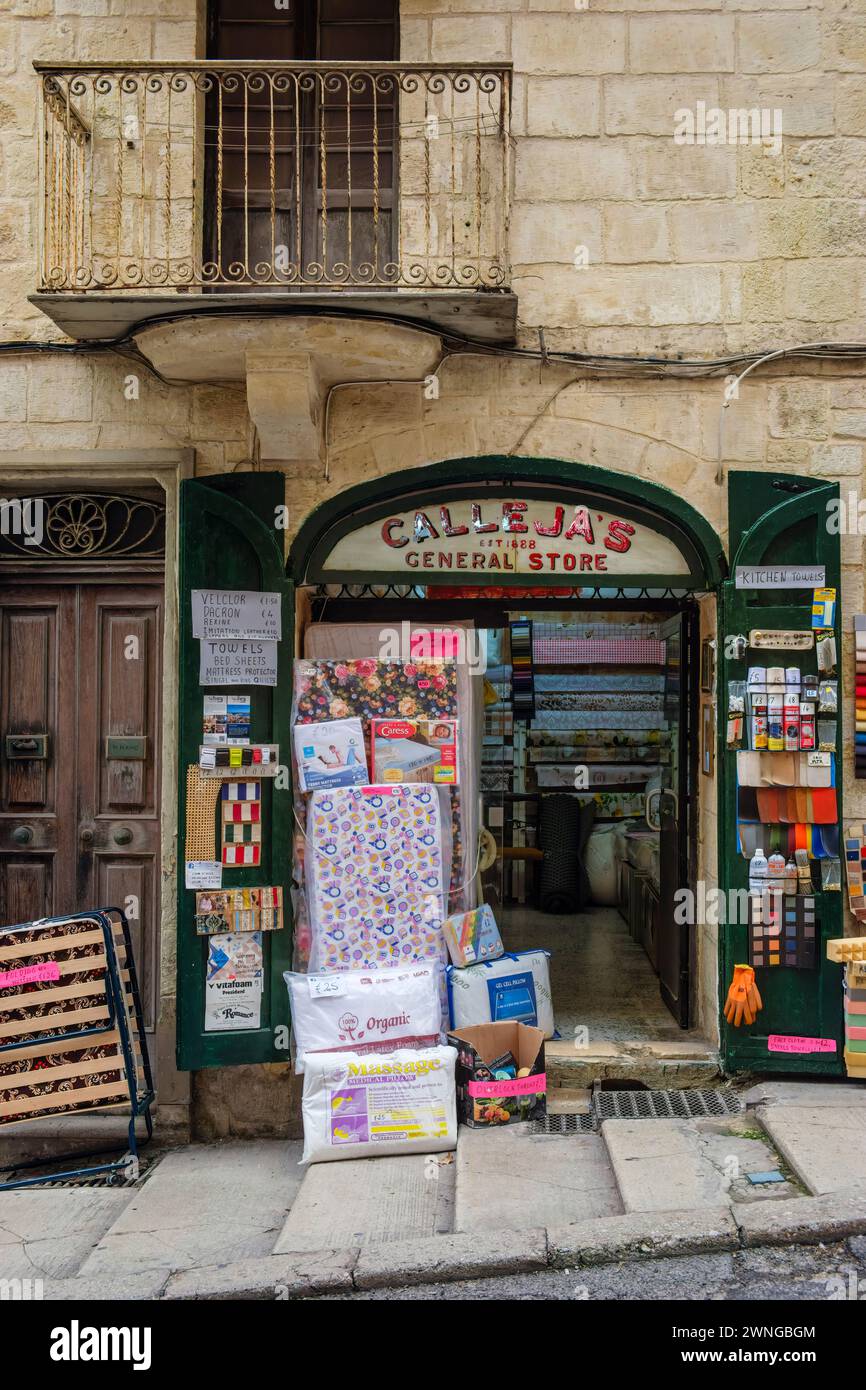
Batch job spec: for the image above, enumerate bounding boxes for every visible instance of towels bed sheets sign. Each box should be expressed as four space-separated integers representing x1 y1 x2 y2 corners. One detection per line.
306 784 447 973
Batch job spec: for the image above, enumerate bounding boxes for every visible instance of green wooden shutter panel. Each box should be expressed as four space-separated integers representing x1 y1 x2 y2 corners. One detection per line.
720 472 843 1075
177 474 293 1070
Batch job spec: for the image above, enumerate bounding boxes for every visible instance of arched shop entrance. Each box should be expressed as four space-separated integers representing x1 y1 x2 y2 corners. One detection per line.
176 461 844 1083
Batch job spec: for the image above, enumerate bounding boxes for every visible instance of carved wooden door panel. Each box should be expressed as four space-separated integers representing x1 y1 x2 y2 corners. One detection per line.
0 581 163 1040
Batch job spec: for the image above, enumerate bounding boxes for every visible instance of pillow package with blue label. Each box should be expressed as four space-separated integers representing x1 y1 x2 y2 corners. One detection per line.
446 949 555 1038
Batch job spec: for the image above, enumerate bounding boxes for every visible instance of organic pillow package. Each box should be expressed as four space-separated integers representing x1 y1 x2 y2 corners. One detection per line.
284 963 442 1072
300 1045 458 1163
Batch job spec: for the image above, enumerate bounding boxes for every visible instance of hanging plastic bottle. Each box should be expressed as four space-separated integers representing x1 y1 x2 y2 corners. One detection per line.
749 846 768 894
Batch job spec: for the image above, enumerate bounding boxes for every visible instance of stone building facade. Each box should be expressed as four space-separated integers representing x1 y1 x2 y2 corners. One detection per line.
0 0 864 1135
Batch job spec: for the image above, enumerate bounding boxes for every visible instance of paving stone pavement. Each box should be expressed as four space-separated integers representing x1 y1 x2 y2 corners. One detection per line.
3 1080 866 1293
77 1141 302 1277
0 1189 132 1280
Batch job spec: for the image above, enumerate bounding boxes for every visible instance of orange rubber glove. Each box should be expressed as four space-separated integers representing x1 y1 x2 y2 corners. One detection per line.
724 965 762 1028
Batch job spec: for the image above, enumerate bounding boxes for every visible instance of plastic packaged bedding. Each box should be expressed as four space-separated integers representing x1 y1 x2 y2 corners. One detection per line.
300 1045 458 1163
284 962 442 1072
446 949 555 1037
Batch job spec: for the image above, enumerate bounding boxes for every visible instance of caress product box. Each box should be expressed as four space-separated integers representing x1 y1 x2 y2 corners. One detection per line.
447 1021 546 1127
370 717 459 785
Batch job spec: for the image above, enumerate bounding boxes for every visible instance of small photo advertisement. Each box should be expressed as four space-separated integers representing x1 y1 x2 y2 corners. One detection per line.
294 716 369 791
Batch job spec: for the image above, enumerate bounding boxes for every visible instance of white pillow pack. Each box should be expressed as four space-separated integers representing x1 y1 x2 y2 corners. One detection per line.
446 949 555 1038
284 963 442 1072
301 1045 458 1164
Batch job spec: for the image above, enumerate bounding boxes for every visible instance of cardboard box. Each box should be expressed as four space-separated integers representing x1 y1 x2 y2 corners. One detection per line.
447 1021 546 1127
370 717 459 784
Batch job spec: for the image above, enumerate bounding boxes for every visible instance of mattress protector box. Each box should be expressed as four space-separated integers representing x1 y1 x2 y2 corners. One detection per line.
370 717 459 784
447 1021 546 1127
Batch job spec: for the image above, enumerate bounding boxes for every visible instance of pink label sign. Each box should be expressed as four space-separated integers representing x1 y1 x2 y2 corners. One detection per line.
0 960 60 990
468 1072 547 1099
768 1034 837 1054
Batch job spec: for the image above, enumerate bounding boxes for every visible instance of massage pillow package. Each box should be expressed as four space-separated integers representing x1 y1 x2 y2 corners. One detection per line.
284 962 442 1072
446 949 555 1038
300 1045 458 1163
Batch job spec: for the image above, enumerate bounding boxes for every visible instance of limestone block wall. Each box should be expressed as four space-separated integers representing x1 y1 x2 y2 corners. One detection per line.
401 0 866 356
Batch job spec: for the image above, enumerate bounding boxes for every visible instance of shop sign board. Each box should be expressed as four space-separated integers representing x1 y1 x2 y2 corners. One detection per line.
191 590 282 641
320 497 691 579
735 565 825 590
199 639 278 687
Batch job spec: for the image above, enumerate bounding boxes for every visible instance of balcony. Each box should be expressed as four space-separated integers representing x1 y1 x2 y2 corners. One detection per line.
33 61 516 345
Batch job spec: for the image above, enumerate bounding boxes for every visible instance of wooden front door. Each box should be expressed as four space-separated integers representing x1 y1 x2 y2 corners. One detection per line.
0 580 163 1042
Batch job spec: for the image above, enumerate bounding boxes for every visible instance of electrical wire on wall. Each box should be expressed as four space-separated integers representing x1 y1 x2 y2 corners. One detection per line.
2 316 866 494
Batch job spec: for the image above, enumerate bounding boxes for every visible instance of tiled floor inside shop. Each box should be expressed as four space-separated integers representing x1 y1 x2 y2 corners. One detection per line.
499 903 702 1044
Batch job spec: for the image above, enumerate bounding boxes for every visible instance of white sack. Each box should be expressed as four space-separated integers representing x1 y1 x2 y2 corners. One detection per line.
301 1045 457 1163
446 950 555 1038
284 963 442 1073
584 824 620 905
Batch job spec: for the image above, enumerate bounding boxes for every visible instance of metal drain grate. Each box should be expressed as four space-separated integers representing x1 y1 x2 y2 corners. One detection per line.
533 1112 598 1135
592 1086 741 1121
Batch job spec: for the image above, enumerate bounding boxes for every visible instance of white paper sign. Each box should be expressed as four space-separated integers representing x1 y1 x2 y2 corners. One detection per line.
199 639 278 687
205 932 263 1032
185 860 223 889
192 590 282 641
308 975 347 999
736 566 825 590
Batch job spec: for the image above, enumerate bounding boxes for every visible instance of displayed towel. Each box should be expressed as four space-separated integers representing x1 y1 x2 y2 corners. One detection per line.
529 746 666 764
535 692 665 712
533 637 665 664
535 765 652 788
534 674 665 693
527 729 670 748
533 712 667 731
306 785 447 972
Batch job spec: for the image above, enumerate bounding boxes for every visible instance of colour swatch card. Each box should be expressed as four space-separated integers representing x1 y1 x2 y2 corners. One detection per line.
220 780 263 867
856 617 866 780
845 823 866 924
195 887 283 935
306 784 446 972
749 893 817 970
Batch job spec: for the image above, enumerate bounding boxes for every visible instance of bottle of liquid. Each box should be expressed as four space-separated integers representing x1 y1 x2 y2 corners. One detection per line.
766 850 786 893
749 847 768 893
784 689 800 751
768 693 784 751
784 858 798 895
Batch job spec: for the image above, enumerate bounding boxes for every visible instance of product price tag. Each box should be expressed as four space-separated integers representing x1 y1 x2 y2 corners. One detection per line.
807 752 832 767
308 976 347 999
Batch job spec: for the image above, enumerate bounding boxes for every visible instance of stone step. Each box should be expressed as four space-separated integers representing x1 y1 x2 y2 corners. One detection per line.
546 1038 721 1091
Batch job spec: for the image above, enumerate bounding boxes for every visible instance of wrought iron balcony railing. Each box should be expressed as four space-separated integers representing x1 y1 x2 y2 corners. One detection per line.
37 61 512 294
